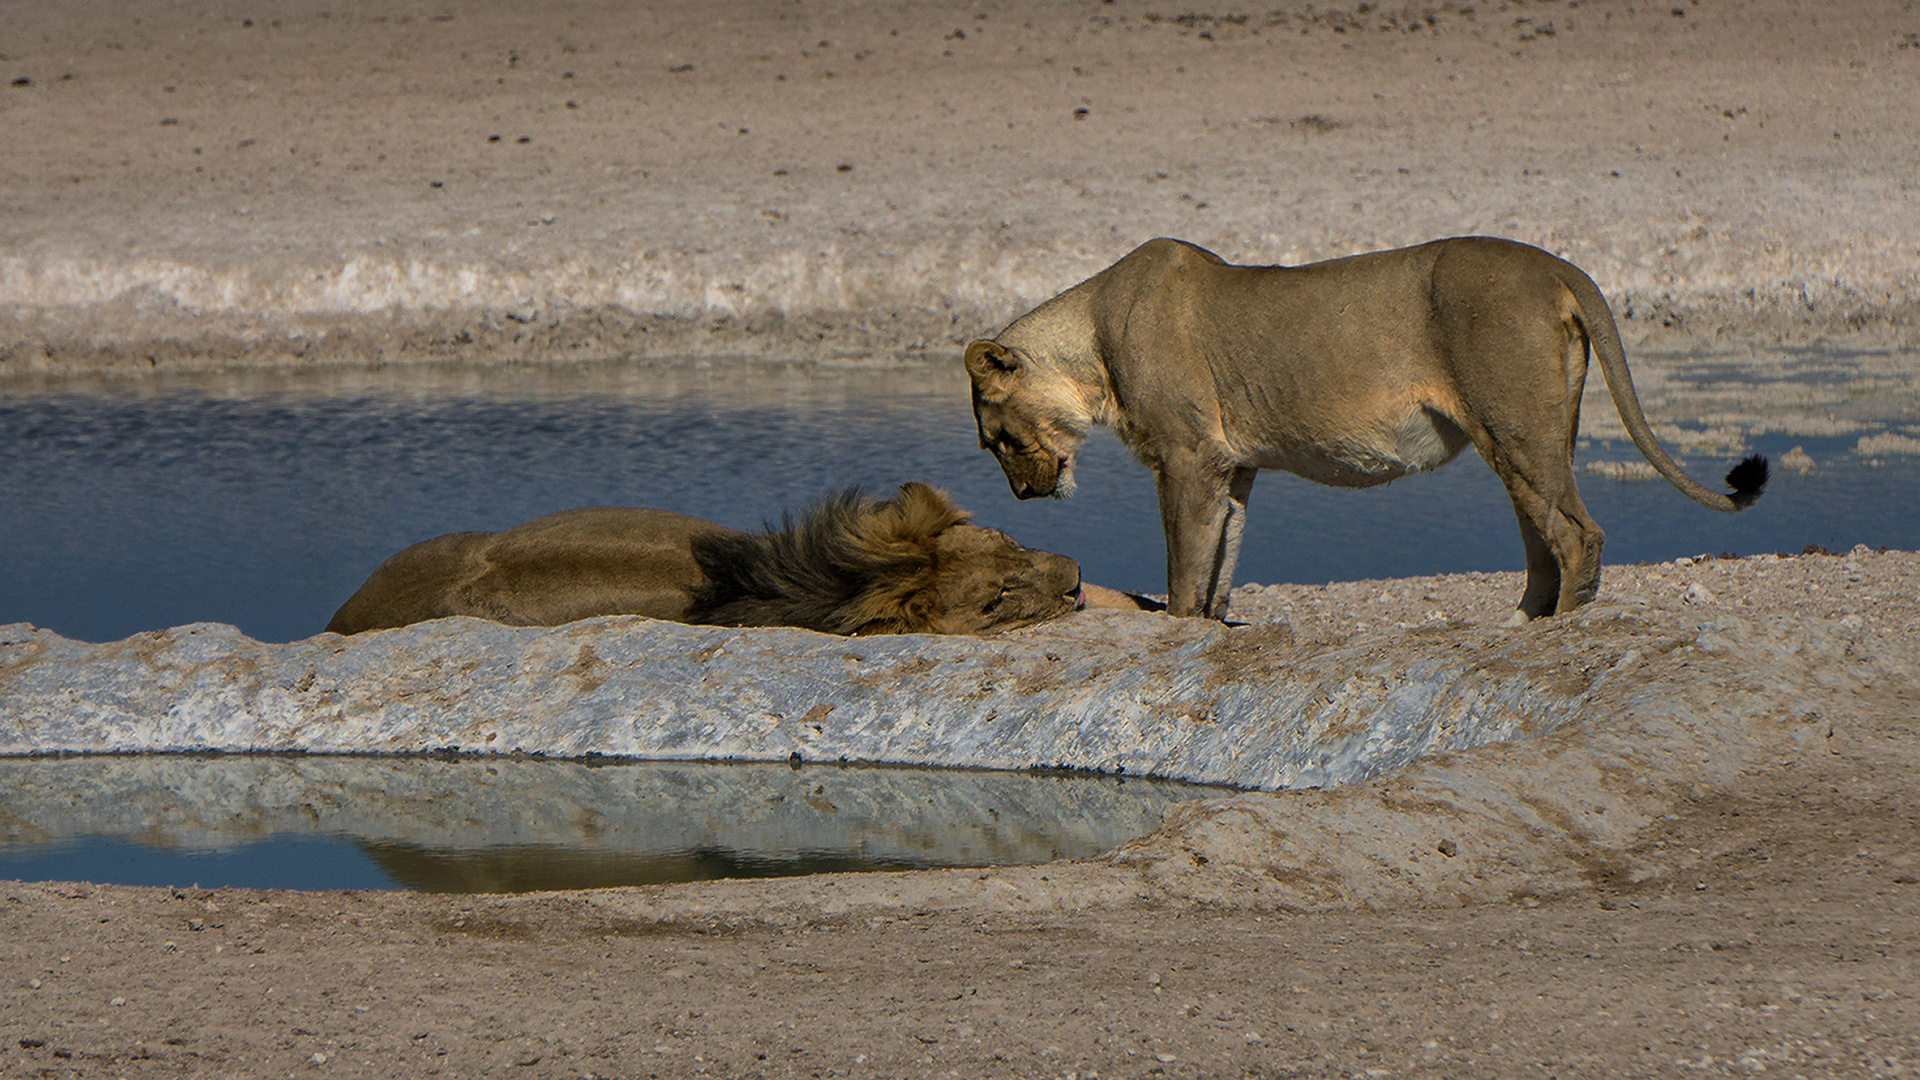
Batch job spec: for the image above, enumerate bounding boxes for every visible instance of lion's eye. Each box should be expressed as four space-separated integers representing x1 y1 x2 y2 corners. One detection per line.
981 585 1011 613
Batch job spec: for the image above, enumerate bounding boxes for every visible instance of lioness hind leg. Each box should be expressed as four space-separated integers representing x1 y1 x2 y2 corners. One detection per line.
1501 476 1604 620
1511 513 1560 621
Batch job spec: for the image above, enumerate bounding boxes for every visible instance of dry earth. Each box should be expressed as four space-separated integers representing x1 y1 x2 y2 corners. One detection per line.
2 549 1918 1079
4 584 1919 1080
1 0 1917 373
4 0 1920 1076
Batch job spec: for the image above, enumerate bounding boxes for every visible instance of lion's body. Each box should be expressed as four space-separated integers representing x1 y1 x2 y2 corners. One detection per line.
326 484 1100 636
966 236 1766 621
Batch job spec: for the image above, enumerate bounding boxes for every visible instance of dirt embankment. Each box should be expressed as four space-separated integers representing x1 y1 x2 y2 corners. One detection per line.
3 549 1918 1078
3 439 1916 1074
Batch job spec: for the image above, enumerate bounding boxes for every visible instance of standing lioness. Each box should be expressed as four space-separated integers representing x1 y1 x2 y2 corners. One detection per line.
965 236 1767 622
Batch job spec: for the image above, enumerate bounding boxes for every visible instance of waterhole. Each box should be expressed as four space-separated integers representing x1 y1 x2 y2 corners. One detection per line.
2 350 1915 891
0 756 1232 893
2 351 1915 644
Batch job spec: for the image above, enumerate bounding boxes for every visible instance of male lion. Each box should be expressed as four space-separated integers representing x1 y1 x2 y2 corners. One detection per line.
965 236 1767 622
326 482 1136 636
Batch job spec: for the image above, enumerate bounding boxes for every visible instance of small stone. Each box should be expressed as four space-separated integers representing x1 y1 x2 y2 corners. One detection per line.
310 1052 328 1064
28 978 40 989
1682 582 1716 605
110 997 125 1006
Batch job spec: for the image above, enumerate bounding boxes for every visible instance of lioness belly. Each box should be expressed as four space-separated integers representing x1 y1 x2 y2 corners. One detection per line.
1249 405 1471 489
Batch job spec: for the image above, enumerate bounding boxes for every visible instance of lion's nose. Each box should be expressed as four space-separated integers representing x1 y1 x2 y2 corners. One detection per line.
1013 472 1057 499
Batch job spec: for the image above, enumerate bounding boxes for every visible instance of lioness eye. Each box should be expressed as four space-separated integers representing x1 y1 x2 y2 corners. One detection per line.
982 585 1011 613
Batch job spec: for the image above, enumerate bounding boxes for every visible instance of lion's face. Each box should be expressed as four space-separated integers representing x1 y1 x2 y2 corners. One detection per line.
965 340 1086 500
919 523 1085 635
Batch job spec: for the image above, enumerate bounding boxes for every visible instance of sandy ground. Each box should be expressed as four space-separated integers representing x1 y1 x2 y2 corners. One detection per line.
2 0 1917 374
4 0 1920 1076
3 549 1918 1078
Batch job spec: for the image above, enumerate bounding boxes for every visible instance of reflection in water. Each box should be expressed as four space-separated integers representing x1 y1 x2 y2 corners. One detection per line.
0 754 1231 893
360 843 948 893
1 352 1916 643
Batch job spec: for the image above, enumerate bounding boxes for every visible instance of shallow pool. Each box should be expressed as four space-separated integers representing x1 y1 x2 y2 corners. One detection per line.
2 350 1914 892
2 351 1915 643
0 755 1231 892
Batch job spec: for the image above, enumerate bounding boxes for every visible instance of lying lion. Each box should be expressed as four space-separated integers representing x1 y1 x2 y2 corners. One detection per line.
965 236 1767 623
326 482 1145 636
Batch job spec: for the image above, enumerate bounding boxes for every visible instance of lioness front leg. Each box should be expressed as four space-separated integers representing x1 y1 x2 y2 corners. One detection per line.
1153 451 1256 619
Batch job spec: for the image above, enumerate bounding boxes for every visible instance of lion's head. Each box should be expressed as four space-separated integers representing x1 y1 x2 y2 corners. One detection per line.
964 339 1091 501
688 482 1084 635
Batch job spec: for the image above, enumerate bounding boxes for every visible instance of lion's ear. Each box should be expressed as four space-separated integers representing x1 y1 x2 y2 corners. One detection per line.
893 482 970 529
898 591 939 633
964 340 1024 394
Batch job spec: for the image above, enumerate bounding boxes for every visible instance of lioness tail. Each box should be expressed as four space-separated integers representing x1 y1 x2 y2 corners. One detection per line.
1559 264 1768 513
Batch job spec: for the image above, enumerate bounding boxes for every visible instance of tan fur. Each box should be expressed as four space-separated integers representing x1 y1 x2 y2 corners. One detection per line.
326 484 1097 637
965 236 1766 621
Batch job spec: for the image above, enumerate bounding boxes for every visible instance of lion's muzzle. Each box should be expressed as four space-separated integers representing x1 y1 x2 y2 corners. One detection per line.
1000 452 1071 501
1012 479 1052 500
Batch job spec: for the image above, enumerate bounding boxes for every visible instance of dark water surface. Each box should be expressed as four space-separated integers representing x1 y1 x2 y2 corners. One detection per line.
2 357 1915 643
2 354 1915 892
0 755 1229 893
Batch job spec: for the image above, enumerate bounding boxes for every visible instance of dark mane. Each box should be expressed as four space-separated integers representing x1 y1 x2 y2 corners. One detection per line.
687 483 969 635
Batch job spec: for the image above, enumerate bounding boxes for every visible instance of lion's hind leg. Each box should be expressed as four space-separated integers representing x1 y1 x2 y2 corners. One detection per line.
1499 468 1605 622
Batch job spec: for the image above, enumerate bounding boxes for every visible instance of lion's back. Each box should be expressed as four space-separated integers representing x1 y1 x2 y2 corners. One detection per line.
326 507 733 634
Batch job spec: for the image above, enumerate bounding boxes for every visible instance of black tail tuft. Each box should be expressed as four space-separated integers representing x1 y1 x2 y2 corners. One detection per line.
1725 454 1768 509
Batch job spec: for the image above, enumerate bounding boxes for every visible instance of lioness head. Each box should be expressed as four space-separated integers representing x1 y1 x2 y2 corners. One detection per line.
964 339 1090 500
690 482 1085 636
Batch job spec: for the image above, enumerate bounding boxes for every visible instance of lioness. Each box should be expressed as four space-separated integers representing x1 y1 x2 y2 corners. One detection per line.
327 482 1141 636
965 236 1767 622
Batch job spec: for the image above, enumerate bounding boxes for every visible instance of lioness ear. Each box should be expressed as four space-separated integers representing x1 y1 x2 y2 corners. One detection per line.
964 340 1024 387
